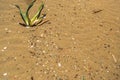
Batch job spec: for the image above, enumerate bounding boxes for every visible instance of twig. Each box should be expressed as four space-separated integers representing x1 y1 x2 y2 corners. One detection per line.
112 54 117 63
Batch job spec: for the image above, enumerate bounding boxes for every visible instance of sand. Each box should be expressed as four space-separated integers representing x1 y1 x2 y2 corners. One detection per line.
0 0 120 80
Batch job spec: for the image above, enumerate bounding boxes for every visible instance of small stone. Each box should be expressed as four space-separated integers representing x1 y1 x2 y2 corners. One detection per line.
3 47 7 50
3 73 7 76
43 50 46 53
1 47 7 52
30 45 34 48
14 57 17 60
36 40 40 42
44 71 47 74
58 62 62 67
40 34 44 37
72 37 75 40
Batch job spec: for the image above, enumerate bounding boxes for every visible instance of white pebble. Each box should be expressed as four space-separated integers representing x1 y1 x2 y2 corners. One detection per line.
42 50 46 53
36 40 40 42
58 62 62 67
72 37 75 40
30 45 34 48
3 73 7 76
1 47 7 52
40 34 44 37
3 47 7 50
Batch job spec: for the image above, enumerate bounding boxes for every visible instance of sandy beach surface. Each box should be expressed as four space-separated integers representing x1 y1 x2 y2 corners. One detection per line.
0 0 120 80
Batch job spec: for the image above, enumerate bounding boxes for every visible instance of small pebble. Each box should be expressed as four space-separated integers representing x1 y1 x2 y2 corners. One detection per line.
1 47 7 52
3 47 7 50
3 73 7 76
72 37 75 40
30 45 34 48
36 40 40 42
58 62 62 67
40 34 44 37
47 9 50 11
42 50 46 53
